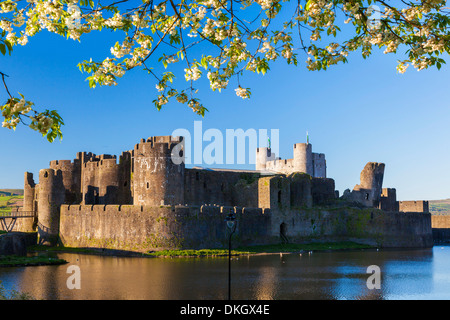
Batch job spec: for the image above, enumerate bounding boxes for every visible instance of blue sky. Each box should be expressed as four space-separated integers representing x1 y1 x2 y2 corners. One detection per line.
1 17 450 201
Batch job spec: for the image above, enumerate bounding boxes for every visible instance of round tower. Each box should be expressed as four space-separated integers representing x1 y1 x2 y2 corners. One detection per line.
82 161 98 204
255 147 272 171
49 159 81 204
37 168 65 246
98 158 120 204
133 136 185 206
293 143 313 175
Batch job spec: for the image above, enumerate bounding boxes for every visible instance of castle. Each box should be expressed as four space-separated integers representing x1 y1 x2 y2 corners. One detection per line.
15 135 433 250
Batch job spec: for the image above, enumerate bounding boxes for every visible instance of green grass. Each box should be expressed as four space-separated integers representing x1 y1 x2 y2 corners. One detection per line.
429 199 450 215
236 241 374 253
0 189 24 197
0 195 23 214
146 241 374 257
28 242 375 258
0 254 67 267
28 245 99 254
146 248 246 257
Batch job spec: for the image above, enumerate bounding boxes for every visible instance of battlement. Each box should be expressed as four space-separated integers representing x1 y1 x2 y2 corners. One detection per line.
49 159 80 170
98 158 118 168
62 203 268 219
313 153 325 159
134 136 183 152
76 152 97 163
399 200 429 213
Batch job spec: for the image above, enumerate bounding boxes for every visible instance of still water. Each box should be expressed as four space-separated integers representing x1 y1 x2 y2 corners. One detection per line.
1 246 450 300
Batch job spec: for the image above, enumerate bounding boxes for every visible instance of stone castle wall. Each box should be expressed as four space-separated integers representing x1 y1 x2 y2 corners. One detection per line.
59 204 272 251
431 215 450 243
399 201 429 213
57 205 433 251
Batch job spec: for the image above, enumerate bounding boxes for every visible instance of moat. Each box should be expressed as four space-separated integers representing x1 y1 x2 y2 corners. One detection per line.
1 245 450 300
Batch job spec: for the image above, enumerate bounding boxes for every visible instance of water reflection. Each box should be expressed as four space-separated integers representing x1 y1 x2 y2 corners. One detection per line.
0 246 448 300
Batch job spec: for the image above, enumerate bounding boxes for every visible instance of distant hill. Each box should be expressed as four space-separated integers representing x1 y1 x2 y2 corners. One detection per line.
0 189 24 196
0 189 24 197
429 199 450 215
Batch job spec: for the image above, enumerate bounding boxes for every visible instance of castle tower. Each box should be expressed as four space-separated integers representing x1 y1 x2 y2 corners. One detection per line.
23 172 36 213
293 143 313 175
97 157 120 204
118 151 132 204
312 153 326 178
82 160 99 204
49 159 81 204
17 172 37 232
353 162 385 207
255 147 275 171
132 136 185 206
37 168 65 245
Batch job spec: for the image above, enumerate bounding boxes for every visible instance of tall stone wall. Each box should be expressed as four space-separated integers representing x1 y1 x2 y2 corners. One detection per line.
270 208 433 248
58 204 433 251
184 169 260 207
59 205 272 251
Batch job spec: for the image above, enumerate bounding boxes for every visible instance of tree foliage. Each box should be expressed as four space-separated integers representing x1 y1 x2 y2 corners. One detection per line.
1 0 449 141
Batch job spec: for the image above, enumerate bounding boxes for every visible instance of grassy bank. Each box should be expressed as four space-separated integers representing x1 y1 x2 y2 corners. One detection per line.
146 241 375 257
0 255 67 267
26 241 374 258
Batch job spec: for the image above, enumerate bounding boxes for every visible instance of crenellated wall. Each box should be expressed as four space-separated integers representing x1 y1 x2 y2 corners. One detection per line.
59 204 272 251
58 204 433 251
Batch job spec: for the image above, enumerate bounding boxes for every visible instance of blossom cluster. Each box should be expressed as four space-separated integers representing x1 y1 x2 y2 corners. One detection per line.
1 0 449 137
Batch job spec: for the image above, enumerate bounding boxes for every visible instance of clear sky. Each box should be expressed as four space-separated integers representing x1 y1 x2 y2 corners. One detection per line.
1 16 450 201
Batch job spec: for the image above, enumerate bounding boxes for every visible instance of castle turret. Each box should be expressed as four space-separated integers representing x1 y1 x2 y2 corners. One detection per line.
37 168 65 245
17 172 37 232
50 159 81 204
293 143 313 175
351 162 385 207
312 153 326 178
133 136 185 206
255 147 275 171
97 157 121 204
